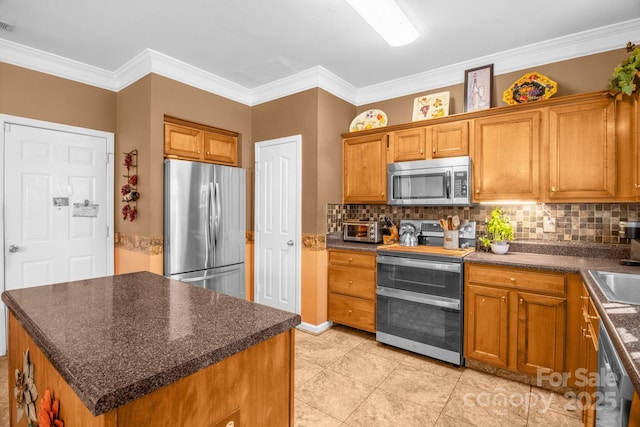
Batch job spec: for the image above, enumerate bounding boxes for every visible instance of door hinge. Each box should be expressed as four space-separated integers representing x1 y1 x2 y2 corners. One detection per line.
106 226 110 238
107 152 113 164
4 123 10 132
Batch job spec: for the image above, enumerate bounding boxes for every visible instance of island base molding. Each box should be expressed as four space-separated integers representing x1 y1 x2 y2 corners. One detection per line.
8 312 295 426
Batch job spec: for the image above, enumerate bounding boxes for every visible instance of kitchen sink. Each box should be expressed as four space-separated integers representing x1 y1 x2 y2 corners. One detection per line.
588 270 640 305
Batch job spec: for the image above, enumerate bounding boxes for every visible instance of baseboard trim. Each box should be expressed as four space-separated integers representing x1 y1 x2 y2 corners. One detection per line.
297 321 332 335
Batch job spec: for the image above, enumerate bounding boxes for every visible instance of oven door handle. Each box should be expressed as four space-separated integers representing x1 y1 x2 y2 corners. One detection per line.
377 255 461 273
377 286 460 310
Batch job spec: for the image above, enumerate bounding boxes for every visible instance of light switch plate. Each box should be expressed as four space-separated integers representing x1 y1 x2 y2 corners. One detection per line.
543 216 556 233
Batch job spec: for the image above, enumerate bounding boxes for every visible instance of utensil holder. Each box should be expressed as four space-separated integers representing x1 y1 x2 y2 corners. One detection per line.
443 230 459 250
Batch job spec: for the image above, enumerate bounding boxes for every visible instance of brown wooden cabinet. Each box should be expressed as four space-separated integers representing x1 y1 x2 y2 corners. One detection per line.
429 120 469 158
343 133 388 204
548 98 616 200
164 117 239 166
328 250 376 332
472 111 542 202
580 282 599 426
464 264 566 376
390 128 426 162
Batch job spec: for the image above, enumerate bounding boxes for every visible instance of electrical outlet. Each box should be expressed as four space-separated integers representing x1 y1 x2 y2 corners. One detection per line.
543 216 556 233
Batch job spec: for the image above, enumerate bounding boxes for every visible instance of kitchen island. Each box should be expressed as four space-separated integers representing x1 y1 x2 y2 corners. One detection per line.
2 271 300 426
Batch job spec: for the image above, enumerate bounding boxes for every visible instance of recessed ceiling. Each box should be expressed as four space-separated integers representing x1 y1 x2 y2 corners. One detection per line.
1 0 639 104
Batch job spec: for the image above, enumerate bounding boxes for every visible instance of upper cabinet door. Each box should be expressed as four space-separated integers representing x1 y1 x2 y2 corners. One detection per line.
343 134 388 204
473 111 542 202
391 128 427 162
430 121 469 158
548 99 616 200
164 123 203 160
203 131 238 166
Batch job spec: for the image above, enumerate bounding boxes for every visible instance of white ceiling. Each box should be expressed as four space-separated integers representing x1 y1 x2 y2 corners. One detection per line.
1 0 640 105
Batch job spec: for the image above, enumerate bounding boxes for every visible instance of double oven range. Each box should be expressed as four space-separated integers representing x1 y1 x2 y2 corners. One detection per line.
376 220 476 366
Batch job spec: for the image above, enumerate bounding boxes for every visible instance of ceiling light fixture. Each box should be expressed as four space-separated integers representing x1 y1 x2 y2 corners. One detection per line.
345 0 419 47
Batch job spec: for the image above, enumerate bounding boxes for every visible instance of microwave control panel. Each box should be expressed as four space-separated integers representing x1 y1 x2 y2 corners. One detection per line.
453 171 468 198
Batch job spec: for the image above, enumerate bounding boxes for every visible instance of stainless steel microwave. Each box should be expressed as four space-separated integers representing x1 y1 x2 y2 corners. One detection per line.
387 156 472 206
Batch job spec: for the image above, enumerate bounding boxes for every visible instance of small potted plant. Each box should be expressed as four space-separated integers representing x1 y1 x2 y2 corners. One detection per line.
483 207 515 255
608 42 640 98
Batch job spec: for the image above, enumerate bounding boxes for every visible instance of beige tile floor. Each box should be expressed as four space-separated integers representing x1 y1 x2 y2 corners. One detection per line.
0 326 583 427
294 325 583 427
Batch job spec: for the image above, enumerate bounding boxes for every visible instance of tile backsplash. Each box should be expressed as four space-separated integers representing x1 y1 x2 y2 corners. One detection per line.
327 203 640 244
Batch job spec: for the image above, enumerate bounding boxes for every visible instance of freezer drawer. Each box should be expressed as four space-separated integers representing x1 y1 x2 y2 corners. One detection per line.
168 263 245 299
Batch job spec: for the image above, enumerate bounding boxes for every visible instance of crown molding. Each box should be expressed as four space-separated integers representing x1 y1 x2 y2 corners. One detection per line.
248 66 358 106
1 17 639 107
115 49 252 105
354 17 640 105
0 38 115 90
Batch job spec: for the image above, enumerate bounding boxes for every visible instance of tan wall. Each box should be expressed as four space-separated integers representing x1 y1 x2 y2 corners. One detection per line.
0 63 116 132
358 48 631 125
251 88 320 233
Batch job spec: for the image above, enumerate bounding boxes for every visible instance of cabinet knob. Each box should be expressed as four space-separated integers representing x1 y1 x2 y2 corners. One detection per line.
348 309 353 313
349 257 353 262
587 314 599 320
502 296 506 302
475 189 480 194
580 295 589 300
510 277 516 282
206 151 210 155
197 150 201 154
348 280 353 285
433 148 436 154
551 186 556 192
519 298 524 304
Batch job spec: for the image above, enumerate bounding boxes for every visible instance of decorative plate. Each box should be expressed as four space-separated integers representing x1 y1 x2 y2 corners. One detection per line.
412 91 450 121
502 72 557 105
349 109 388 132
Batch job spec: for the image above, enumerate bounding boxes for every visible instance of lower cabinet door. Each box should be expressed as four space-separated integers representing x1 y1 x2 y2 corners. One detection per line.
329 293 375 332
465 285 509 368
516 291 566 375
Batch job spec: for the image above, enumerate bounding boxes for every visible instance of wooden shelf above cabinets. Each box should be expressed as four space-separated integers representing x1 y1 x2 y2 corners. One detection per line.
164 116 239 166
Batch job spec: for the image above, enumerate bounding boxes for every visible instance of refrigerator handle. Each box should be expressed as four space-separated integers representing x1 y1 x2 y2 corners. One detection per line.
214 182 221 248
208 182 215 264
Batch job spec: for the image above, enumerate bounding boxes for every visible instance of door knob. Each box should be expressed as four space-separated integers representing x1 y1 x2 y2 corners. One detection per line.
8 245 19 253
287 240 294 246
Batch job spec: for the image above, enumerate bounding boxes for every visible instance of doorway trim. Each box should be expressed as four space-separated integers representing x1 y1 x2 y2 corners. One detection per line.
254 135 301 315
0 114 114 356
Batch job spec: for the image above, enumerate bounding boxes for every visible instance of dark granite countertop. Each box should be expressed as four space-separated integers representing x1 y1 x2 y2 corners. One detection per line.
1 271 301 416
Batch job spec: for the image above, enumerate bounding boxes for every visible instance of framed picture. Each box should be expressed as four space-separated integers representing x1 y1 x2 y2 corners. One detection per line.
412 91 450 121
464 64 493 112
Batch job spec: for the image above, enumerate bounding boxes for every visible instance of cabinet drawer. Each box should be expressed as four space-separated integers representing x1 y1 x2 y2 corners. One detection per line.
329 266 375 299
467 264 566 295
329 250 376 269
328 293 375 332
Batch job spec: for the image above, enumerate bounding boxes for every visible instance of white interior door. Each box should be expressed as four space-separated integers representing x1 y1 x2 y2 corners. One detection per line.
0 116 114 355
254 135 301 314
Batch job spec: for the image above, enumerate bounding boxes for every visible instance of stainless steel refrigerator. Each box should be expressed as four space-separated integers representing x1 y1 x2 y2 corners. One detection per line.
163 159 245 299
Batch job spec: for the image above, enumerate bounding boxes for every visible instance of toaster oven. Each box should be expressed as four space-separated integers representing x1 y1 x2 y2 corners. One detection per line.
343 220 384 243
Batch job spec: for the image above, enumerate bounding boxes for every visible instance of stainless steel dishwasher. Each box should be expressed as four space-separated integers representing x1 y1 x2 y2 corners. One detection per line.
596 322 634 426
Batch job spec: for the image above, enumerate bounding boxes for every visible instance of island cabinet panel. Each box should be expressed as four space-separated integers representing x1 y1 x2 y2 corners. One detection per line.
548 98 616 200
343 134 388 204
465 284 509 368
464 264 567 377
118 330 293 426
472 111 542 202
390 128 427 162
8 312 294 427
328 249 376 332
516 291 566 375
429 120 469 158
8 312 117 427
